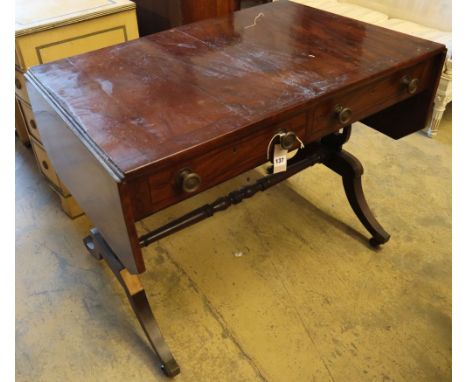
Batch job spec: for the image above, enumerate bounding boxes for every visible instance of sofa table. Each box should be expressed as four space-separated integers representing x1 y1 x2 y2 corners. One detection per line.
26 1 445 377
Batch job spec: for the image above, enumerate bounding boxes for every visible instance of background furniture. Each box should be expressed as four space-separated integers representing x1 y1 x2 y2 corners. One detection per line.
289 0 452 137
15 0 139 217
133 0 272 36
235 0 272 9
133 0 235 35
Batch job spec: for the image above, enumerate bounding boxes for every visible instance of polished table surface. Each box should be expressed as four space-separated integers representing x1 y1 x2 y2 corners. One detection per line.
28 1 443 176
26 1 446 377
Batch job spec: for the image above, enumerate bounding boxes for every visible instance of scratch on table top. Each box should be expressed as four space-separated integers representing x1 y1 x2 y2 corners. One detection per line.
96 78 113 95
244 12 264 30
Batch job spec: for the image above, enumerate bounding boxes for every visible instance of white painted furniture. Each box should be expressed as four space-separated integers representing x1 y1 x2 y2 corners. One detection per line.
288 0 452 137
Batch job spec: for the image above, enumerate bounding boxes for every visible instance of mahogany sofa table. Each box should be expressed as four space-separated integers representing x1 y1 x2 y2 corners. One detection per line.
26 1 446 377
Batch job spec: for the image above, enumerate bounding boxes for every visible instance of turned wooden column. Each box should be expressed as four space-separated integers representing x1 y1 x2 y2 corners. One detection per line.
424 59 452 137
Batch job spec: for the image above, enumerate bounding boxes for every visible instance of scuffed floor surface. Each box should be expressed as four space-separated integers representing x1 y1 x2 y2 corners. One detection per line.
16 109 451 382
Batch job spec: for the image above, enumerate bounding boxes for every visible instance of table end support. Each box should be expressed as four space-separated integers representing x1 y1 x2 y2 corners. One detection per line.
83 228 180 378
323 149 391 246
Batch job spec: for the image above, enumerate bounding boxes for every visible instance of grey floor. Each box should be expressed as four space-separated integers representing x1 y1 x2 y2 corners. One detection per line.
16 109 451 381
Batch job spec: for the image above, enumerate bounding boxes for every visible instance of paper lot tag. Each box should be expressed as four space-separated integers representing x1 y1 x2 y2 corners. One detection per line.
273 144 287 173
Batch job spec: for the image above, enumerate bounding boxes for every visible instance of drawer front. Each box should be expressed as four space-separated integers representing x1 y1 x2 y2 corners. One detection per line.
15 98 30 145
313 61 432 135
18 99 41 143
15 70 29 103
130 112 308 219
31 139 61 189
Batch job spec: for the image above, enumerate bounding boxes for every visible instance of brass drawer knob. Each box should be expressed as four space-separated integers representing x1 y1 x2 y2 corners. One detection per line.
334 105 352 125
30 119 37 129
15 78 22 90
402 75 419 94
280 131 297 150
177 169 201 193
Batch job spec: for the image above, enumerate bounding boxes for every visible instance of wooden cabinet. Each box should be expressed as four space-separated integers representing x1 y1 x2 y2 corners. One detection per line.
133 0 272 36
15 0 139 218
133 0 235 35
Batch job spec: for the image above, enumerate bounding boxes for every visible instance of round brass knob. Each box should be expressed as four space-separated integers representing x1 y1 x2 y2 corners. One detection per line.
30 119 37 129
335 105 352 125
177 169 201 193
402 75 419 94
15 78 22 90
280 131 297 150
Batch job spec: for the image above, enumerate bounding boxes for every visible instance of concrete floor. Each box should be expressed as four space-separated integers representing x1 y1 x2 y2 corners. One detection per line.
16 109 451 382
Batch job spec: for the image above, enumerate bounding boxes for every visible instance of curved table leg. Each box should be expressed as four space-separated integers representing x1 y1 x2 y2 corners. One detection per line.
83 228 180 377
324 150 391 246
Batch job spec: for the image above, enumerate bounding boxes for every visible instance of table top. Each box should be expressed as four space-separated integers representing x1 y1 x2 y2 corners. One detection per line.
28 1 444 178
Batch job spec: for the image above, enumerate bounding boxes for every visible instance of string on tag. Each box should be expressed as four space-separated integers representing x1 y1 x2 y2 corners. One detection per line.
244 12 264 29
272 145 288 174
266 132 282 161
296 135 305 149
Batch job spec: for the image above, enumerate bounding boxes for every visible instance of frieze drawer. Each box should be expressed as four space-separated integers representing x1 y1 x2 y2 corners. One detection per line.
129 112 308 219
313 60 432 135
